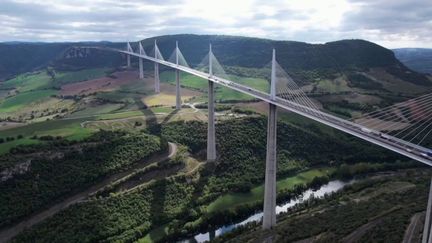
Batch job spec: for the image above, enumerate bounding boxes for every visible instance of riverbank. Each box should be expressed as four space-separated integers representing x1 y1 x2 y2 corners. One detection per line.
213 169 431 243
139 167 335 242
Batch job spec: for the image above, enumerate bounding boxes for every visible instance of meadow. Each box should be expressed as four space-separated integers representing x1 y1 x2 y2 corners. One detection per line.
0 89 57 113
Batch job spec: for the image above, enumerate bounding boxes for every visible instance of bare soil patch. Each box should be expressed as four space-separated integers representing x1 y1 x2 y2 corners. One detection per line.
60 71 139 96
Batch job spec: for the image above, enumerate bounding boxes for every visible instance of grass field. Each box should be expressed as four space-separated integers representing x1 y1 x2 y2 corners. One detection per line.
68 103 124 118
206 168 335 213
0 72 52 92
83 116 148 130
143 92 196 106
0 89 57 112
96 110 145 120
54 68 109 85
0 118 93 141
0 138 41 155
150 106 174 113
160 71 208 91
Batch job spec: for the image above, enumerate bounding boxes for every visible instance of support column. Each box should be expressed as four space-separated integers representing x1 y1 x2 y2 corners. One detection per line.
175 41 181 109
154 40 160 93
263 49 278 230
139 58 143 79
207 44 216 162
207 80 216 161
423 176 432 243
139 42 145 80
263 103 277 229
126 42 132 68
154 62 160 93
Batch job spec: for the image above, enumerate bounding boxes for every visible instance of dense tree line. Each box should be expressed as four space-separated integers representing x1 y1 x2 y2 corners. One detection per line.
14 174 196 243
0 131 164 228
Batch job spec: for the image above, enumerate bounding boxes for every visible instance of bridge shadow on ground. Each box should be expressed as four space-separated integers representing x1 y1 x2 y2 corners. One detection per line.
160 109 179 125
133 96 159 134
133 96 181 136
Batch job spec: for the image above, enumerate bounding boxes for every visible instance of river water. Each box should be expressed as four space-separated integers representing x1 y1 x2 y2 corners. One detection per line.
181 179 353 243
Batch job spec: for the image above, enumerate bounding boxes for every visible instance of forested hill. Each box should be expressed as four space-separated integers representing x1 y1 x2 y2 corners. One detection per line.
136 34 429 86
1 35 430 86
0 42 68 80
0 42 122 80
138 35 399 70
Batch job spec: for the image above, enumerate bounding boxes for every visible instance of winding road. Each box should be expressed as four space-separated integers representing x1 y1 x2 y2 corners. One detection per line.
0 142 177 243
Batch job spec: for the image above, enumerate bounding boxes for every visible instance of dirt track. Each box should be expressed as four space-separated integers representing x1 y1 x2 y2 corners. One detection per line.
402 212 424 243
0 143 177 243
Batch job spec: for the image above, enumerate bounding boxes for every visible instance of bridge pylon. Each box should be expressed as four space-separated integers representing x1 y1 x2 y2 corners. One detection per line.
154 40 160 93
138 42 145 79
263 49 278 230
175 41 181 109
207 43 216 162
126 42 132 68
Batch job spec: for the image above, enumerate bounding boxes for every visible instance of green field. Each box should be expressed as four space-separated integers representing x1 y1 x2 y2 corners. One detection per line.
206 168 334 213
0 118 93 141
68 103 124 118
96 91 137 103
54 68 109 85
0 89 57 112
0 138 41 155
160 71 208 90
0 72 52 92
150 106 174 113
96 110 145 120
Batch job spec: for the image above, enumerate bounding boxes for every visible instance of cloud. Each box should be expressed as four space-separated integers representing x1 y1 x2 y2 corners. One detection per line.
0 0 430 48
338 0 432 47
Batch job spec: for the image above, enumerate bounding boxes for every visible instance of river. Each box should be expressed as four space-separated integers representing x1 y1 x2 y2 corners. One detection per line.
182 179 353 243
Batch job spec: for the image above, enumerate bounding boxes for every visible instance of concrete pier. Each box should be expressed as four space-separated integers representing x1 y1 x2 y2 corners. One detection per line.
263 49 278 230
207 80 216 161
154 40 160 93
175 41 181 109
207 44 216 162
154 62 160 93
423 177 432 243
139 58 143 79
126 42 132 68
139 42 145 79
263 103 277 229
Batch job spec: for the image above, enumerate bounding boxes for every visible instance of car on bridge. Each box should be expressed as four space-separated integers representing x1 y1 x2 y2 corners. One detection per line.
421 152 432 158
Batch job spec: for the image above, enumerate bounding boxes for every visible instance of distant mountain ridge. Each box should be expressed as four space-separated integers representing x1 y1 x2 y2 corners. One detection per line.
0 35 430 88
0 42 122 80
393 48 432 74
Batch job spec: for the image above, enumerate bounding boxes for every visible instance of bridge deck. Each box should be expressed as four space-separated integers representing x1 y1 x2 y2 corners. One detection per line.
89 46 432 166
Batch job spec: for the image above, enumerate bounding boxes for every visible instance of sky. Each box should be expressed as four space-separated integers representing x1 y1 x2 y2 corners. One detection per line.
0 0 431 48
